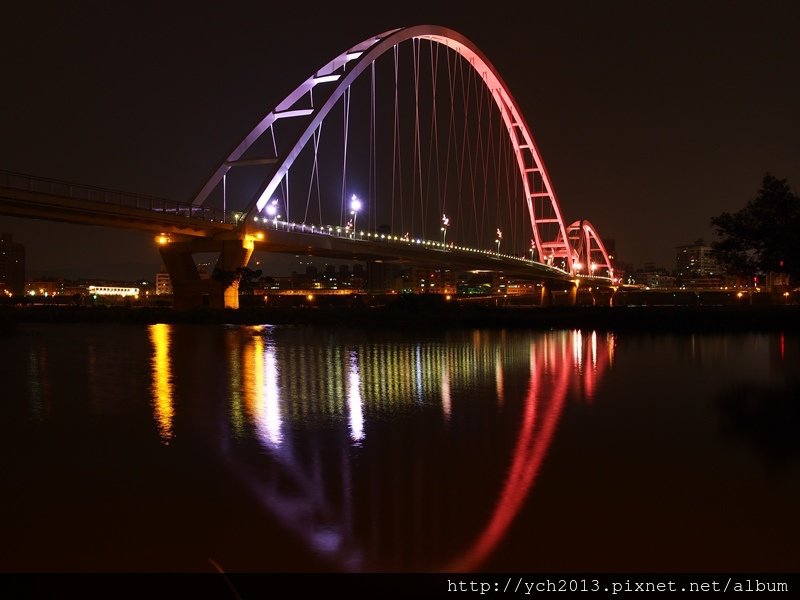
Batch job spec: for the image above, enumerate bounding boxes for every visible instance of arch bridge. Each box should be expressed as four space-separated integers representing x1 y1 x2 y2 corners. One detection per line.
0 25 615 308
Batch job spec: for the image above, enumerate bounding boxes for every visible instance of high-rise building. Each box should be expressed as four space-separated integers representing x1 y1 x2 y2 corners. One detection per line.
0 233 25 296
155 266 173 295
676 239 721 278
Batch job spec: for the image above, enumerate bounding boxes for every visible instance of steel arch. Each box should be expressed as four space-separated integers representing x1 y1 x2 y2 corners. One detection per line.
563 219 614 279
192 25 575 272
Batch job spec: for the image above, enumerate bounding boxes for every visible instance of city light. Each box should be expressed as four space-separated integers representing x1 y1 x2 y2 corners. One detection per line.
350 194 362 237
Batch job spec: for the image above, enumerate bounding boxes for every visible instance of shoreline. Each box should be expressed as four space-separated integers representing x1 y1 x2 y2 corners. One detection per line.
2 302 799 333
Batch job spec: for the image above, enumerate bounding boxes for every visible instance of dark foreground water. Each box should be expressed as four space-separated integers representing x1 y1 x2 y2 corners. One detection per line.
1 322 798 574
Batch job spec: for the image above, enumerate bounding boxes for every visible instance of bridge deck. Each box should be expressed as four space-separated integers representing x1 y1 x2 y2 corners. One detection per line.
0 170 232 237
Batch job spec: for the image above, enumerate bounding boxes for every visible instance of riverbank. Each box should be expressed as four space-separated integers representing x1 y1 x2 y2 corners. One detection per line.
2 300 799 333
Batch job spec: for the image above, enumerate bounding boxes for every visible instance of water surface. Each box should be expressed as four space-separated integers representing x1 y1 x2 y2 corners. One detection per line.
2 323 798 573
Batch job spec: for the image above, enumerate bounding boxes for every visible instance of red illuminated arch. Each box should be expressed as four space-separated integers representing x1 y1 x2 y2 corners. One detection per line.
565 219 614 279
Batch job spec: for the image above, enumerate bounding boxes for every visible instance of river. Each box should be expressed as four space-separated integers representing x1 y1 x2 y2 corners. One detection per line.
1 322 798 574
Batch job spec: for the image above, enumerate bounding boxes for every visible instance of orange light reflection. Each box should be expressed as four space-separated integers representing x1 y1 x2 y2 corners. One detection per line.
148 324 174 444
243 335 284 448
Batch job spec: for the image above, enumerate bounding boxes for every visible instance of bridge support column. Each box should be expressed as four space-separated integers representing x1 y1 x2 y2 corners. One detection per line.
567 283 578 306
541 282 578 306
538 284 551 307
596 287 615 306
159 238 253 310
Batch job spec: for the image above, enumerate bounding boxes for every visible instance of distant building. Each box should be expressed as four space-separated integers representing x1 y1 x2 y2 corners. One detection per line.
636 269 676 289
0 233 25 296
766 271 790 292
406 266 457 294
87 285 140 297
366 262 394 293
25 278 64 297
155 267 173 295
23 278 145 304
676 239 721 278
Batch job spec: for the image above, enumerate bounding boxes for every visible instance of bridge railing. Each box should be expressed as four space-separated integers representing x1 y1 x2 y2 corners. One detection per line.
253 217 585 278
0 169 228 223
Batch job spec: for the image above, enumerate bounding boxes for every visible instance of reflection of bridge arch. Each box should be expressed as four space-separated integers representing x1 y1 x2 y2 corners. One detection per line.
445 337 571 572
192 25 610 276
205 327 615 572
445 329 612 571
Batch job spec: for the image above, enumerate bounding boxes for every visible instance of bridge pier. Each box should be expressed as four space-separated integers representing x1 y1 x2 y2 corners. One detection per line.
538 284 551 307
568 283 578 306
596 287 616 307
159 238 253 310
545 283 578 306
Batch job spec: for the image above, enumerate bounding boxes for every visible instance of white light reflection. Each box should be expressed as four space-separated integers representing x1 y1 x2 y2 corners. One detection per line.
260 345 283 448
573 329 583 369
441 365 452 419
591 330 597 369
415 344 424 402
243 333 283 448
347 352 365 443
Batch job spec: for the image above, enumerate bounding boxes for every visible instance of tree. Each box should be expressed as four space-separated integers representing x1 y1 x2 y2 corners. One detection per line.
236 266 263 295
710 173 800 282
210 265 263 295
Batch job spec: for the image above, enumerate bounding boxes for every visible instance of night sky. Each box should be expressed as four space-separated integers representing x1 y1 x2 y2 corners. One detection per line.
2 1 799 281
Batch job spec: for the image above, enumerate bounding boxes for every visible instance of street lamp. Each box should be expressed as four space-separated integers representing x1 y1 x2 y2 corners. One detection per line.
265 198 281 228
350 194 362 238
529 239 536 261
441 214 449 246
